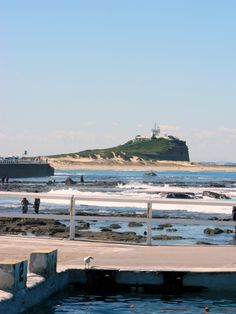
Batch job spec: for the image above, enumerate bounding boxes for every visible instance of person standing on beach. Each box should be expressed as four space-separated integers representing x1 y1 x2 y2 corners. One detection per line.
232 206 236 233
21 198 29 214
33 190 40 214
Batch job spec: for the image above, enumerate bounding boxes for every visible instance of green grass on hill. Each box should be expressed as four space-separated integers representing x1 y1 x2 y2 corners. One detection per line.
78 138 185 160
49 137 189 161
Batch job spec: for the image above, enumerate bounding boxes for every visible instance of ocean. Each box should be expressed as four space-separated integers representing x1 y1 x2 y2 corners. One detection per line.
21 168 236 213
1 169 236 246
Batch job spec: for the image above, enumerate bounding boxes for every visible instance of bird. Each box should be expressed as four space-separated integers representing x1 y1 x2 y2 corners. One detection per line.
84 256 94 269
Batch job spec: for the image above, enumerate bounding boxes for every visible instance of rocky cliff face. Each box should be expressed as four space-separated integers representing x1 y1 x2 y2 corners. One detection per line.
154 138 190 161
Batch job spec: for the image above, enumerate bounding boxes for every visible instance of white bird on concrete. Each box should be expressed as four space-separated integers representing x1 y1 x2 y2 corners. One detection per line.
84 256 94 269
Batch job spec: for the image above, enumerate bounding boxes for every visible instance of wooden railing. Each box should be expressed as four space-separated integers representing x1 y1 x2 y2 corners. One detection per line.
0 191 235 245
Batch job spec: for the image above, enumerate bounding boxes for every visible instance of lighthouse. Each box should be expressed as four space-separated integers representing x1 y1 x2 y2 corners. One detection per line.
151 123 160 139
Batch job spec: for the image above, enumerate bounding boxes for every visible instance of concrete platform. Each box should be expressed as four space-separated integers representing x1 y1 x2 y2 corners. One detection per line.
1 235 236 272
2 235 236 313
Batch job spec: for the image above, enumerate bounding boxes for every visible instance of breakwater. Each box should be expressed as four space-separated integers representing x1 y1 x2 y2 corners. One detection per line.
0 162 54 178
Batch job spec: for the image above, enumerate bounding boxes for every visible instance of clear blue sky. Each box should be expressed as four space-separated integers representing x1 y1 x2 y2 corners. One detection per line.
1 0 236 161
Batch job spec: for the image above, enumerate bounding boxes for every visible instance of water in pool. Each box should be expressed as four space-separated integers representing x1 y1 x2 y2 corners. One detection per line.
24 290 236 313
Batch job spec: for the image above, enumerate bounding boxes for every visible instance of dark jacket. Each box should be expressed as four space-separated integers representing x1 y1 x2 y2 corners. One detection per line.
232 206 236 221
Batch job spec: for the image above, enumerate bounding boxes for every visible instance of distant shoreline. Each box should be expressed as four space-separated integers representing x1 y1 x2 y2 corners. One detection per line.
48 157 236 172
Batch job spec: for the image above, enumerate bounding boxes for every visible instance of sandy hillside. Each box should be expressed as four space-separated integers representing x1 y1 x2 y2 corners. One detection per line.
48 156 236 172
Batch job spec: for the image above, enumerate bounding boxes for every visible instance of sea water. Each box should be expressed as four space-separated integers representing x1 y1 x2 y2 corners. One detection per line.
25 290 236 313
1 169 236 245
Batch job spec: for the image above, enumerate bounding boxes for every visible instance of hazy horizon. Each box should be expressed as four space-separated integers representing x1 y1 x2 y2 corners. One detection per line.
1 1 236 162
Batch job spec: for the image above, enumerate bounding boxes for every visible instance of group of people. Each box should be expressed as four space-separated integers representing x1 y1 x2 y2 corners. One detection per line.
21 191 40 214
1 176 9 184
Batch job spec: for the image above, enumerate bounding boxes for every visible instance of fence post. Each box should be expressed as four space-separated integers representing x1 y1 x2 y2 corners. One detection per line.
146 201 152 246
69 195 75 240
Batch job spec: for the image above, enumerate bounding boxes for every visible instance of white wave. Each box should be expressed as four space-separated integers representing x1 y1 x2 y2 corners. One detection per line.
152 203 231 215
42 188 234 215
119 181 236 199
118 181 153 190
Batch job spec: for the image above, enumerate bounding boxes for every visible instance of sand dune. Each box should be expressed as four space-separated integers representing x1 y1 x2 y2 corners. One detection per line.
48 156 236 172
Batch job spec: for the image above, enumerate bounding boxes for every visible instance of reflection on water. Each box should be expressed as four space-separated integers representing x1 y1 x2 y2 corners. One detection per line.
24 290 236 314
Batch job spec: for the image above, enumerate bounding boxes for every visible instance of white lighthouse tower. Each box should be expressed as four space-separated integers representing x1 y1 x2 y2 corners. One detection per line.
151 123 160 139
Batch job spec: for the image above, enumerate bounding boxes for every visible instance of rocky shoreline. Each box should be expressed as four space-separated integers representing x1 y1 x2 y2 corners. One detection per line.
0 217 234 245
0 178 235 244
0 177 234 199
0 218 147 243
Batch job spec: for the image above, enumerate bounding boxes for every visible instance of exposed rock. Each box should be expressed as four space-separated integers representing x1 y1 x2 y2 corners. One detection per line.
159 223 173 228
166 228 178 232
203 227 233 235
47 180 56 186
65 177 76 185
128 221 143 227
152 226 164 230
0 217 145 243
100 227 112 232
204 228 223 235
19 219 47 226
109 223 122 229
196 241 214 245
166 192 194 199
144 171 157 176
76 222 90 230
0 183 52 193
152 235 184 240
209 183 226 188
0 218 68 237
202 191 230 199
77 230 146 243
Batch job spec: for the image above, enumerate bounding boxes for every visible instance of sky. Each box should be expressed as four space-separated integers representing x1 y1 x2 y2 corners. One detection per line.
1 0 236 162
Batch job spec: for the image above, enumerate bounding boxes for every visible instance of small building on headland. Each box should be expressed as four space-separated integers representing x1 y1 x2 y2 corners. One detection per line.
134 134 148 141
134 123 178 142
134 123 162 142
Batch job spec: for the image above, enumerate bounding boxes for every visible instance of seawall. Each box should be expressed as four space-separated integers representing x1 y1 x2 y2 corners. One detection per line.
2 267 236 313
0 163 54 178
1 236 236 313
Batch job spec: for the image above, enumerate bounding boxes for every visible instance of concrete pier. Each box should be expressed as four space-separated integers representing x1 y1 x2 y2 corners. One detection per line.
0 259 27 293
29 249 57 278
1 235 236 313
1 235 236 270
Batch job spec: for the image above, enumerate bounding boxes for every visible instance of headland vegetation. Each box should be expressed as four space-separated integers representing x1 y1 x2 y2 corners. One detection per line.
47 126 236 172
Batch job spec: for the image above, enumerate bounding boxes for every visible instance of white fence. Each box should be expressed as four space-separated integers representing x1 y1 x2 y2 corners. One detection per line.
0 191 235 245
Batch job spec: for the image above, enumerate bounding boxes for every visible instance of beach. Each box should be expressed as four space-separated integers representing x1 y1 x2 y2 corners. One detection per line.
48 157 236 172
